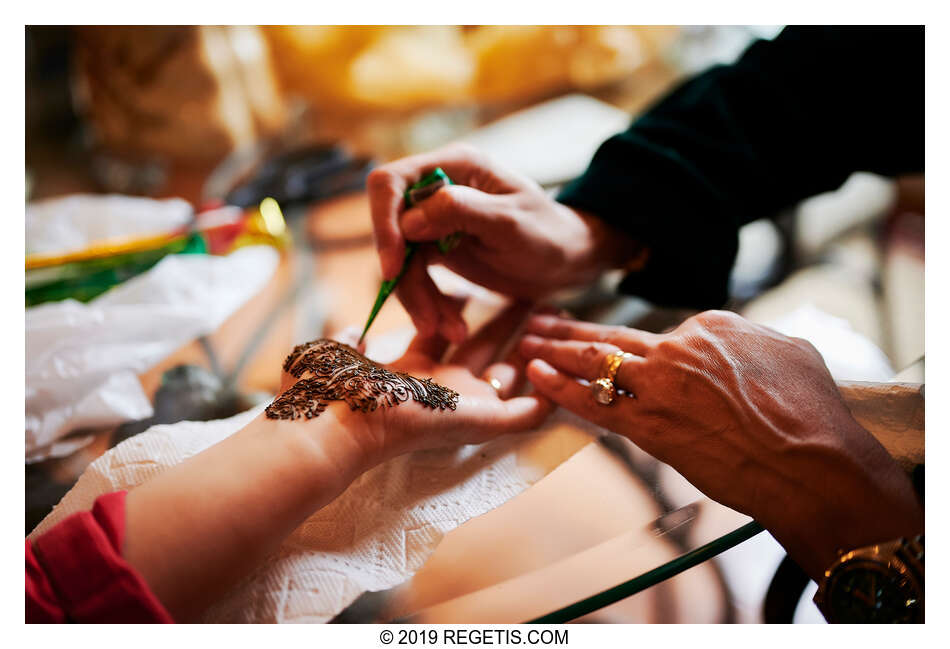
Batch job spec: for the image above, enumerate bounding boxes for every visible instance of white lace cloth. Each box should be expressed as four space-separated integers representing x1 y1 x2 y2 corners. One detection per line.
29 406 594 622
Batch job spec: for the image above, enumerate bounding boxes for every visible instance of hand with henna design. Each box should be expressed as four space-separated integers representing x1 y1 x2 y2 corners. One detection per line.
266 339 460 421
81 302 553 621
271 302 554 467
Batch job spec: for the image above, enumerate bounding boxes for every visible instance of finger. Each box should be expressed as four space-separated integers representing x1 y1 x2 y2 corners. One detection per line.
533 304 563 317
438 249 552 299
367 167 409 280
482 312 546 399
382 142 530 194
448 301 533 375
329 326 363 350
394 252 445 338
488 395 554 435
369 141 530 279
482 302 573 397
525 314 660 356
482 345 528 399
526 359 639 433
434 286 469 343
400 185 514 248
406 331 450 362
482 362 518 399
423 249 469 343
395 248 469 343
519 335 644 392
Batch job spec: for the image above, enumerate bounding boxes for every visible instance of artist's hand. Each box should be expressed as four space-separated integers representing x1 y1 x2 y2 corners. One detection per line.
281 303 553 470
519 310 923 579
367 143 635 342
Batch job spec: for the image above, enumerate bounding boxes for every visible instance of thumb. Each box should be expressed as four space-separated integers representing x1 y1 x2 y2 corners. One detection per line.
400 185 513 246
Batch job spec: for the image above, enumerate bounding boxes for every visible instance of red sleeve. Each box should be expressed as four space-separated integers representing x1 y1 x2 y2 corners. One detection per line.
26 491 174 623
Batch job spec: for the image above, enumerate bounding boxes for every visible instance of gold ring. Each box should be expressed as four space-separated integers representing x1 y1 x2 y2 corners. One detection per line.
591 350 633 406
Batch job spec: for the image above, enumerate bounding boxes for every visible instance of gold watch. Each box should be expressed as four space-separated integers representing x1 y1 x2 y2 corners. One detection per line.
813 535 924 623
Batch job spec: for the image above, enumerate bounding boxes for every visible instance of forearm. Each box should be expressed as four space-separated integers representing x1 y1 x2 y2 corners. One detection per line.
122 406 371 621
556 204 640 284
558 27 923 310
563 27 923 229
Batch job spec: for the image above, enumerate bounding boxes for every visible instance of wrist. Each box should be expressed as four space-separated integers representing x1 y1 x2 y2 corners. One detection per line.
750 419 923 580
558 203 639 282
317 403 385 476
255 403 379 502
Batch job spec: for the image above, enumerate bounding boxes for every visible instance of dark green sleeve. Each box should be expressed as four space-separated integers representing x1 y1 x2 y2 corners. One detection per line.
558 26 923 310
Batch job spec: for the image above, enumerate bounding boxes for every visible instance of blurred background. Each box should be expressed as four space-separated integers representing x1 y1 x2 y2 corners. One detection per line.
25 25 924 624
26 25 781 199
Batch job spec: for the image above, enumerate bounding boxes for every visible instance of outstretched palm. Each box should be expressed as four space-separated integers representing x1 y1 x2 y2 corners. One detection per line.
279 303 552 463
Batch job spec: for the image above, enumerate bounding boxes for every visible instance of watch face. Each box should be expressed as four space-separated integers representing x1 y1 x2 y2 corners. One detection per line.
827 560 923 623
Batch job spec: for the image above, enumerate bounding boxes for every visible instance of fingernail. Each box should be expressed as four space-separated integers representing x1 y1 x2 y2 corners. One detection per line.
445 319 467 343
529 358 558 378
484 364 515 388
519 334 542 352
527 359 567 389
382 253 401 281
525 314 551 331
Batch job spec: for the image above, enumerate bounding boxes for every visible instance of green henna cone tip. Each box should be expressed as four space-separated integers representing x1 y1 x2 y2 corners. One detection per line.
360 168 461 343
